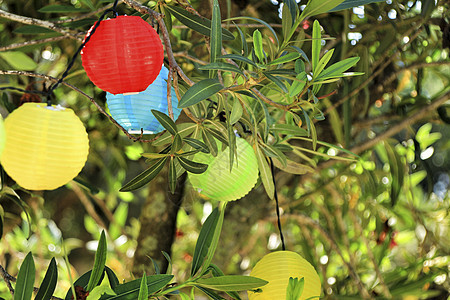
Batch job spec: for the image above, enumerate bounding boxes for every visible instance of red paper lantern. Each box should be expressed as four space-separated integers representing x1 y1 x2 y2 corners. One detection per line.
81 16 164 95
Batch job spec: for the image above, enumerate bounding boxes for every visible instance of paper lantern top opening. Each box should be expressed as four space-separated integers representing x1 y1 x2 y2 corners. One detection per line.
81 15 164 94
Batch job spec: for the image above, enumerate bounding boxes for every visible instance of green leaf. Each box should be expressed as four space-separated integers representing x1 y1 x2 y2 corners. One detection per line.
105 267 119 290
172 133 183 153
195 286 225 300
263 72 288 93
86 286 116 300
35 258 58 300
316 57 360 80
153 123 196 146
38 4 89 13
169 156 177 193
109 203 128 240
282 2 293 42
151 110 177 135
178 79 223 108
210 0 222 78
165 5 234 41
86 231 107 292
253 30 265 63
255 145 274 199
178 157 208 174
284 0 299 22
14 252 35 300
234 23 248 57
220 54 258 67
13 25 55 34
183 137 210 153
104 274 173 299
313 48 334 78
161 5 173 33
328 0 385 12
0 52 37 71
191 208 219 276
270 124 308 136
137 273 148 300
268 52 301 66
286 277 304 300
229 99 243 125
195 276 268 292
385 141 404 206
272 158 314 174
289 71 308 97
300 0 345 18
311 20 322 74
225 16 278 46
202 130 218 157
140 153 169 159
120 157 168 191
198 62 244 75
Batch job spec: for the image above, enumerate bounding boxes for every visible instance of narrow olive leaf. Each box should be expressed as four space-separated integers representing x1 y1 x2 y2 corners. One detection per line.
195 276 268 292
86 231 107 292
105 267 119 290
253 30 265 63
225 16 279 46
289 71 308 97
160 5 172 33
161 251 173 275
137 273 148 300
153 123 197 146
141 153 169 159
260 144 287 167
311 20 321 73
264 69 297 76
234 22 248 57
38 4 89 13
164 5 234 40
168 157 177 194
205 127 228 146
273 158 314 174
151 110 177 135
14 252 35 300
220 54 258 67
263 72 288 93
120 157 168 191
35 258 58 300
0 51 37 71
270 124 308 136
191 208 220 276
13 25 55 34
172 133 183 153
105 275 173 300
282 3 293 42
286 277 304 300
183 137 210 153
295 59 305 73
229 99 243 125
178 157 208 174
328 0 385 12
202 130 218 157
285 0 299 21
312 48 334 79
64 270 105 300
316 56 360 80
195 286 225 300
210 0 222 78
255 145 275 199
267 52 301 66
207 265 242 300
198 62 244 75
300 0 345 18
178 79 223 108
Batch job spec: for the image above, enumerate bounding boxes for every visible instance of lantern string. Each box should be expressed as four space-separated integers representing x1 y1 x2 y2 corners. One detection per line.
46 0 120 106
269 157 286 251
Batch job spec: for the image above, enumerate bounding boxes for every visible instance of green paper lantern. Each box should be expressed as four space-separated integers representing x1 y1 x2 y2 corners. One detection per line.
188 138 258 202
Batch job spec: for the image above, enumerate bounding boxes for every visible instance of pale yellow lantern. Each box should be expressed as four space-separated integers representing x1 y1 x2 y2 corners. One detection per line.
1 103 89 190
248 251 321 300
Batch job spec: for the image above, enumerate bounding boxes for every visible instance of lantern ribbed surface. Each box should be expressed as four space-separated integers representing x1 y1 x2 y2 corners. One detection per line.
188 138 258 202
106 66 182 134
1 103 89 190
0 116 5 157
248 251 321 300
81 15 164 94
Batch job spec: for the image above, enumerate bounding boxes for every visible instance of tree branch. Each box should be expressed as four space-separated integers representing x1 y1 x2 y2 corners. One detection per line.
0 9 82 41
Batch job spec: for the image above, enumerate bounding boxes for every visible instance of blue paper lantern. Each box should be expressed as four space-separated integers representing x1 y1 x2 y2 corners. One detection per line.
106 66 182 134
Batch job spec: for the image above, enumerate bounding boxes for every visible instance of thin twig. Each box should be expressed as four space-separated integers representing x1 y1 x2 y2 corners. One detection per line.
0 9 82 41
53 1 120 24
0 35 81 51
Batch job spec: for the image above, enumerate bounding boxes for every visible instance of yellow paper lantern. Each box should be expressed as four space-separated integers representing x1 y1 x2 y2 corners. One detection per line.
1 103 89 190
0 115 5 157
248 251 321 300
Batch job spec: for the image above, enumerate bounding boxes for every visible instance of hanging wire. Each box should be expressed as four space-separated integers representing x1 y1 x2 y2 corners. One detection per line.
45 0 120 105
269 157 286 251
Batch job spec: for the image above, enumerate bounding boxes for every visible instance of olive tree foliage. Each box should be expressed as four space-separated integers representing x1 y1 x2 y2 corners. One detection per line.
0 0 449 299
